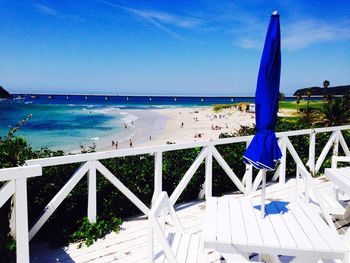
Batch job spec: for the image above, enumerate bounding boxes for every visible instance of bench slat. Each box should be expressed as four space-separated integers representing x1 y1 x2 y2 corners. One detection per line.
251 199 280 248
229 198 247 245
265 201 297 249
217 198 231 243
240 198 263 246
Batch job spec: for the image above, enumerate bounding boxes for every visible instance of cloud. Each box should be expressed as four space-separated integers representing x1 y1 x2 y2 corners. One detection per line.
96 0 204 39
235 38 263 50
31 3 84 21
32 3 58 16
124 8 204 29
233 17 350 51
283 19 350 50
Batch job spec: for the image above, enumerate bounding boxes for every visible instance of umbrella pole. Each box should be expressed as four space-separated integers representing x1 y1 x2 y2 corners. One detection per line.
261 169 267 218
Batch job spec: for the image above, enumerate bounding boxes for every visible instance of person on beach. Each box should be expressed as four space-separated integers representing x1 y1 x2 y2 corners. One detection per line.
124 124 127 129
181 122 184 128
131 121 134 125
112 140 115 146
129 139 133 147
115 141 118 149
149 136 152 140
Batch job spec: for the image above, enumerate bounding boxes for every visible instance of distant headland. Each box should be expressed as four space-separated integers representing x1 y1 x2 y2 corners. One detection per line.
0 86 11 99
294 85 350 96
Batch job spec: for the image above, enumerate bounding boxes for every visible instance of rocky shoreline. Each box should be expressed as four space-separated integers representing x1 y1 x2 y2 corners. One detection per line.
0 86 11 99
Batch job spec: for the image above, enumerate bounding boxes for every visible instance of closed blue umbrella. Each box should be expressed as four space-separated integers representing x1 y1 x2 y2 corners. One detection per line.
243 11 282 218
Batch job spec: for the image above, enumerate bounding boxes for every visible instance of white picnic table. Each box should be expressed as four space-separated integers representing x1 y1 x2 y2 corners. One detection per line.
325 167 350 195
202 196 348 263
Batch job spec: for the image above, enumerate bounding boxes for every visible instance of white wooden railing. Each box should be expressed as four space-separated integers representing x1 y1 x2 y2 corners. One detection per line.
0 124 349 262
0 165 42 263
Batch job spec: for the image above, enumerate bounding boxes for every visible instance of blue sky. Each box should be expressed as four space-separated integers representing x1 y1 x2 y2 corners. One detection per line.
1 0 350 95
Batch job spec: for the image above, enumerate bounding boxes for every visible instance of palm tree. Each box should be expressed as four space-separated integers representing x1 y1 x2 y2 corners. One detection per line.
310 98 350 126
326 92 333 103
323 80 330 101
296 92 302 112
306 89 312 123
279 92 285 101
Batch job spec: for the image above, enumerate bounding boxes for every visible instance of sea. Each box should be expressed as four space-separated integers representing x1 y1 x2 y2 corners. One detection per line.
0 94 298 152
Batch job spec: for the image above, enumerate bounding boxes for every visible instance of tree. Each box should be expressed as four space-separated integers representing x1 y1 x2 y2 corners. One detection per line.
306 89 312 124
279 92 285 101
323 80 330 100
341 92 350 112
310 98 350 126
296 92 302 112
326 92 333 103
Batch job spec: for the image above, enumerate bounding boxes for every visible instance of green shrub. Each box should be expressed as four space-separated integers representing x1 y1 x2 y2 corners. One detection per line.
69 217 122 248
212 104 236 112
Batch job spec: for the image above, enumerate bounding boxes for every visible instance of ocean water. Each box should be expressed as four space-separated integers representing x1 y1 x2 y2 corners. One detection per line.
1 94 299 151
0 100 133 151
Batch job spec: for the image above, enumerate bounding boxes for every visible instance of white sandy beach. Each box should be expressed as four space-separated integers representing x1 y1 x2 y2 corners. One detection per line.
96 106 257 151
139 107 256 146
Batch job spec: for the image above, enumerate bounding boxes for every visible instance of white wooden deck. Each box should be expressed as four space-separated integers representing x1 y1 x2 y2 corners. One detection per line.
29 176 349 263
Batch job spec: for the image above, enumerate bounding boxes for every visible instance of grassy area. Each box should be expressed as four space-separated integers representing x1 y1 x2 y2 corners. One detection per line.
213 100 324 112
212 103 237 111
279 100 324 110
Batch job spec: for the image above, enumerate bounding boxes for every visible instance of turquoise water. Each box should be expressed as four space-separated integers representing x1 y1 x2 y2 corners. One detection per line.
0 100 128 151
1 94 299 151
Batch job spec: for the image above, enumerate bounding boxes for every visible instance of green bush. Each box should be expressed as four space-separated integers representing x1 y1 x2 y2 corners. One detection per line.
212 104 236 112
69 217 122 248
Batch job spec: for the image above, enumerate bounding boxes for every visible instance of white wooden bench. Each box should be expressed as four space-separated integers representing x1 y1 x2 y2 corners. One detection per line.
326 156 350 201
148 192 209 263
324 156 350 237
202 164 349 263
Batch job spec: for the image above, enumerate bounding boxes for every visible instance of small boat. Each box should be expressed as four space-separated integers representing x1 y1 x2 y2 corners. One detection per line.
48 95 55 99
66 96 69 99
85 96 88 100
105 96 108 100
126 97 129 101
174 97 177 102
231 98 234 102
201 98 204 102
149 97 152 101
30 95 38 99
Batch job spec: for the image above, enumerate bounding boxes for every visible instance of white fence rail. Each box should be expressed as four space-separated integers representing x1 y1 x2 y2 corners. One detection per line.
0 165 42 263
0 124 349 262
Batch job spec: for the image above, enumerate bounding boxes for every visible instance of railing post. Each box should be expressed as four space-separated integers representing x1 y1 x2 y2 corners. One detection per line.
15 178 30 263
308 131 316 176
0 165 42 263
205 146 213 199
279 137 287 184
152 152 162 205
333 130 340 158
245 140 253 192
88 160 97 223
296 165 300 201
